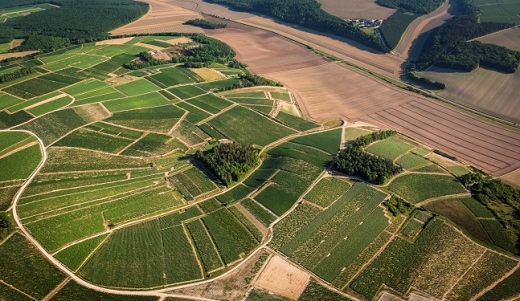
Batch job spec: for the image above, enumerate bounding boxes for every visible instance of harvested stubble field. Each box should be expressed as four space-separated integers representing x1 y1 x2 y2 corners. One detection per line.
475 27 520 51
110 0 203 35
317 0 395 20
420 67 520 124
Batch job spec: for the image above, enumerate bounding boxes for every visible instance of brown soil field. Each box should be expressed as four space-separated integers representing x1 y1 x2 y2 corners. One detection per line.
254 255 310 300
203 18 328 74
95 37 134 45
238 16 403 77
420 66 520 123
165 0 255 20
394 0 456 60
317 0 395 20
110 0 203 35
364 98 520 176
500 168 520 188
73 103 112 123
264 61 415 121
0 51 38 60
475 26 520 51
423 199 492 244
166 37 193 45
9 39 25 49
134 42 165 51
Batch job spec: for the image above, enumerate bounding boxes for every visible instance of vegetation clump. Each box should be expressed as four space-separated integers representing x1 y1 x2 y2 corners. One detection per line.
460 172 520 253
196 142 259 186
386 195 414 216
0 67 34 84
123 52 168 70
185 19 227 29
332 131 403 184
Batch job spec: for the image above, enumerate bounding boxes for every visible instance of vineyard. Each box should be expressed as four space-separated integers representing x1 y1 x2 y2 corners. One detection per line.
0 33 518 301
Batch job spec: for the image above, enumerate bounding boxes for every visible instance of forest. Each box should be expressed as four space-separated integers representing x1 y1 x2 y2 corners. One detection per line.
332 131 403 184
0 0 148 48
377 0 444 14
196 142 260 186
415 0 517 73
203 0 387 52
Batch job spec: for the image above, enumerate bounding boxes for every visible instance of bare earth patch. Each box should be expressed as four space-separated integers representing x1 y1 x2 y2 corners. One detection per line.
189 68 226 81
235 203 268 238
254 255 310 300
165 0 255 20
73 103 112 123
166 37 193 45
0 51 38 60
420 66 520 123
9 39 25 49
95 37 134 45
475 26 520 52
317 0 395 20
134 42 165 51
110 0 203 35
501 168 520 188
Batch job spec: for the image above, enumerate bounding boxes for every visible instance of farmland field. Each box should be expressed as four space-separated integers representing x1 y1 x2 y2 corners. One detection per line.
388 173 467 204
365 137 414 161
304 177 350 207
473 0 520 23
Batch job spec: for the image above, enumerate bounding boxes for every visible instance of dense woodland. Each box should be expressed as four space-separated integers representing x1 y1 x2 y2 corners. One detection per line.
416 0 518 73
203 0 387 52
460 172 520 253
196 143 260 186
332 131 403 184
0 0 148 49
185 19 227 29
377 0 444 14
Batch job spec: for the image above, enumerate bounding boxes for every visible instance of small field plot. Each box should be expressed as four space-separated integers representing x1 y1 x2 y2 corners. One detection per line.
41 148 148 173
54 235 108 272
270 203 321 250
122 133 184 157
460 197 495 218
270 91 291 102
0 93 23 110
175 102 210 124
45 54 108 71
279 183 387 281
474 0 520 23
190 67 226 81
480 219 517 253
62 79 109 97
54 128 134 154
255 184 299 216
195 78 241 92
106 104 184 132
162 225 203 283
4 77 72 99
169 167 217 201
202 209 258 265
0 144 41 181
7 91 62 113
268 142 331 169
365 137 414 161
186 94 233 113
86 122 143 139
207 106 295 146
478 268 520 301
186 219 224 273
172 120 210 146
222 90 267 99
0 131 34 152
304 177 350 207
16 108 87 145
291 128 341 154
147 67 200 88
389 173 467 204
241 198 277 226
447 250 517 301
103 92 169 112
226 97 273 106
396 152 430 170
275 111 319 132
28 95 73 116
84 53 136 76
114 78 160 96
168 85 206 99
350 218 492 300
0 233 65 300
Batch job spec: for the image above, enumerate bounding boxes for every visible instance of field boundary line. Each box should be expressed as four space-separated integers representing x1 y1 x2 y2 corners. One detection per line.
42 277 71 301
471 263 520 301
442 249 487 300
0 279 38 301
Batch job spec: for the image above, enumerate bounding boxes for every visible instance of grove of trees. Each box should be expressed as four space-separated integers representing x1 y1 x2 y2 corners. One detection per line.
377 0 444 14
185 19 227 29
196 142 260 186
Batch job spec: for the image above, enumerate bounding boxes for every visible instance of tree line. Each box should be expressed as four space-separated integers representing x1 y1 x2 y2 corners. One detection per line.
332 130 403 184
203 0 388 52
0 67 34 84
0 0 148 50
376 0 444 14
196 142 260 186
185 19 227 29
415 0 518 73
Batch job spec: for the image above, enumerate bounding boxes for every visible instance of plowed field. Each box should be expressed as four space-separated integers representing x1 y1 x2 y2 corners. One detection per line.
317 0 395 20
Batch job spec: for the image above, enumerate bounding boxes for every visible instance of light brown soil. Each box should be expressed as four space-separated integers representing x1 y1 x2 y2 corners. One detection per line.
394 0 456 60
95 37 134 45
134 42 165 51
254 255 310 300
189 68 226 81
166 37 193 45
500 168 520 188
238 16 403 77
168 250 268 301
165 0 255 21
110 0 203 35
475 26 520 51
420 66 520 123
9 39 25 49
203 18 328 74
0 51 38 60
235 203 268 238
73 103 112 123
317 0 395 20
